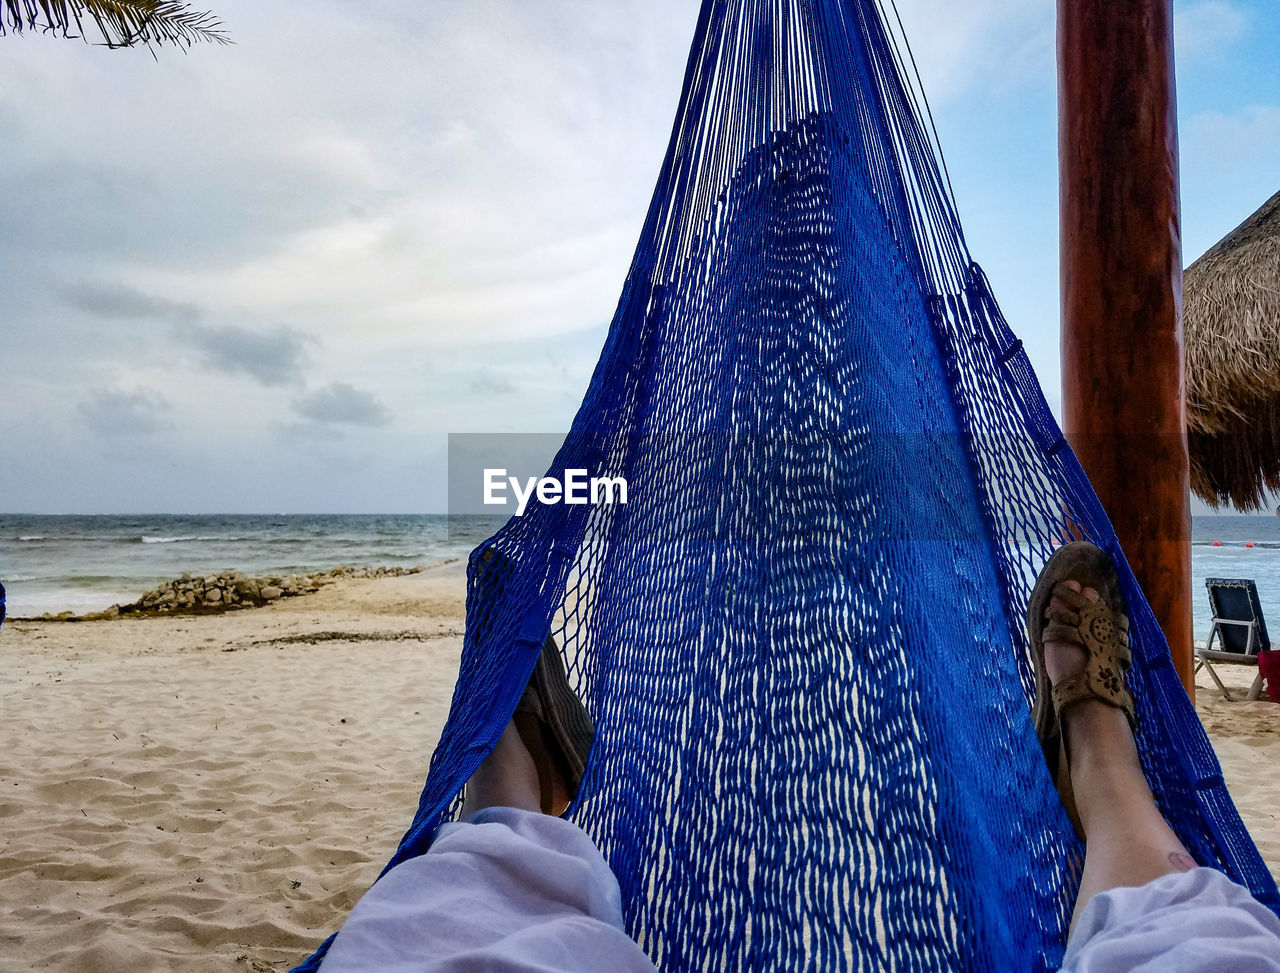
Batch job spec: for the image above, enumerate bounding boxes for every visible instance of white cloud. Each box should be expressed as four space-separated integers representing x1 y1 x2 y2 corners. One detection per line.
1175 0 1249 60
891 0 1053 104
1181 104 1280 255
0 0 1270 512
1185 104 1280 163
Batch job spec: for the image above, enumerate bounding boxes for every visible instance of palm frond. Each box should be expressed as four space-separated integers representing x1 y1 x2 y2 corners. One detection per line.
1 0 229 49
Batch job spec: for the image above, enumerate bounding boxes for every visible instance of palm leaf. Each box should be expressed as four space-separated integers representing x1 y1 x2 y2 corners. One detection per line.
2 0 228 48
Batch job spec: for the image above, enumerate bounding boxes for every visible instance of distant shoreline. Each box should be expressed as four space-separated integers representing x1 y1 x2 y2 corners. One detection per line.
8 558 466 623
1 513 1277 630
0 514 500 618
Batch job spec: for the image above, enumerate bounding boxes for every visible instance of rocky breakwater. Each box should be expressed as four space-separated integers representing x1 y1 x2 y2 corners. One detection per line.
61 565 424 621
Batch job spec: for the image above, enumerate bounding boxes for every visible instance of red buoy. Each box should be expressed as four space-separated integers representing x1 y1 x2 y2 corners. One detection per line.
1246 541 1255 548
1212 541 1222 547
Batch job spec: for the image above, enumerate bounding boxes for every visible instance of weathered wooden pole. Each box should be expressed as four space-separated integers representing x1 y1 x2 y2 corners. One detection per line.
1058 0 1194 695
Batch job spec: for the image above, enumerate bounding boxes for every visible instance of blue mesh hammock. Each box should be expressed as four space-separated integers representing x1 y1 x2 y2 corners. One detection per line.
297 0 1278 969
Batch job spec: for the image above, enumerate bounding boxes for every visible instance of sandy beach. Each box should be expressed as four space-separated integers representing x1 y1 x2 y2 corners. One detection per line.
1 563 1277 971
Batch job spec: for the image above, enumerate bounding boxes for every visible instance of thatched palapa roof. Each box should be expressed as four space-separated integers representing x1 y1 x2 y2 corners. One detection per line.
1185 189 1280 510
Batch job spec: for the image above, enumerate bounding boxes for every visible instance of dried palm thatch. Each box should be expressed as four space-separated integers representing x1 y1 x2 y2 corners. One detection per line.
1 0 226 49
1185 189 1280 510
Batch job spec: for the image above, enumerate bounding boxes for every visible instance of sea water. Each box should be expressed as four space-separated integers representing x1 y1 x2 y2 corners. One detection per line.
0 514 503 618
1189 515 1280 642
0 513 1277 637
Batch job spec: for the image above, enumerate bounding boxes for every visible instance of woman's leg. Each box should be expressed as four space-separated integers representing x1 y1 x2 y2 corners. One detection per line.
1043 580 1193 930
460 721 544 817
320 654 655 973
1046 582 1280 973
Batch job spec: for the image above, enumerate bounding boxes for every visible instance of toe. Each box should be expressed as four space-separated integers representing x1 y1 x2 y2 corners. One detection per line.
1044 580 1087 687
1049 579 1083 605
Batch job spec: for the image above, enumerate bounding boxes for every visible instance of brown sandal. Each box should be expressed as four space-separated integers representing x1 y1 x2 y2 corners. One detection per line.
512 633 595 816
1027 541 1136 836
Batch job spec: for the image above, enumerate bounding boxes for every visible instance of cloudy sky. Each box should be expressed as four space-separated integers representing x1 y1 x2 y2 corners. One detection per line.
2 0 1277 513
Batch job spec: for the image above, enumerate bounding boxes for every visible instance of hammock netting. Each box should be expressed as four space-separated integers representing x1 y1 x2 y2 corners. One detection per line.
298 0 1279 969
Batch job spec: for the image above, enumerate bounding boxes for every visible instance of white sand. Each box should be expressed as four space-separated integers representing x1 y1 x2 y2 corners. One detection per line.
0 562 467 972
0 565 1276 970
1193 663 1280 868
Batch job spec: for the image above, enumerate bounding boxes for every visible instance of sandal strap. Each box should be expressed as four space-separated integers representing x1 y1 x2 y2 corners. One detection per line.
1047 582 1131 639
1046 600 1136 727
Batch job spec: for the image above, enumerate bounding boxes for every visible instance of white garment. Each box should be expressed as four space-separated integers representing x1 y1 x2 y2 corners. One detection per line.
319 807 659 972
1063 866 1280 972
322 809 1280 972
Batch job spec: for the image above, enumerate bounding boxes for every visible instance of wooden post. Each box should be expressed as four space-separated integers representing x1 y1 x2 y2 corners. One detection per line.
1058 0 1194 695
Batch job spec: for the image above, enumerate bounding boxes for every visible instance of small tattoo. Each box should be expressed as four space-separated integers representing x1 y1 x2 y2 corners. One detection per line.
1168 852 1196 872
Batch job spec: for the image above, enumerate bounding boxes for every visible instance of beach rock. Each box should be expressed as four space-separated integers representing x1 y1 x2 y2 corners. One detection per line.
79 561 427 621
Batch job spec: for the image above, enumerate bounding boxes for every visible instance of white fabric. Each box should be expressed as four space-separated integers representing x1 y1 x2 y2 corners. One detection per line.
321 810 1280 973
319 807 659 973
1062 866 1280 972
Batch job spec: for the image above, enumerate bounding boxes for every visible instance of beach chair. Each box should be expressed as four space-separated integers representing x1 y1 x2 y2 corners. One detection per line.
1196 578 1272 701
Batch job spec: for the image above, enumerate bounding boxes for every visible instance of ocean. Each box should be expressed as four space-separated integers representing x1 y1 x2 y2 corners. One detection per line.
1 513 1277 639
0 514 503 619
